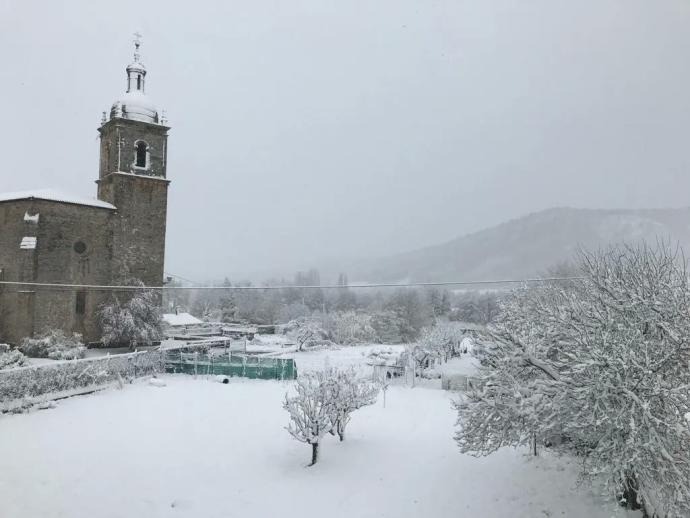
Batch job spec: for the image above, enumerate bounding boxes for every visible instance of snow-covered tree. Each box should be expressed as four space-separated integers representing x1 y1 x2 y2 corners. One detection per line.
455 243 690 516
284 367 379 464
283 371 334 466
324 311 378 345
292 319 331 351
325 367 379 441
99 285 163 349
370 310 406 344
417 323 466 362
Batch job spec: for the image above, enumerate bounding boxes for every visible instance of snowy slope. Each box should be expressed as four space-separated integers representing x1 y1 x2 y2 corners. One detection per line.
347 207 690 283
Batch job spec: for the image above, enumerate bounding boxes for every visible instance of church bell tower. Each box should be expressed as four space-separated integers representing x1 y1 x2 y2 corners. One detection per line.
97 34 170 287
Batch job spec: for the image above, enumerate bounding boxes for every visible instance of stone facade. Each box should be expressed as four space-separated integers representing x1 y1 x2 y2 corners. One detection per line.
97 171 169 288
0 200 115 343
0 46 170 345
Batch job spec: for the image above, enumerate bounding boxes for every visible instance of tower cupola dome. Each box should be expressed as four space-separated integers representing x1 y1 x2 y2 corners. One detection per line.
109 34 162 125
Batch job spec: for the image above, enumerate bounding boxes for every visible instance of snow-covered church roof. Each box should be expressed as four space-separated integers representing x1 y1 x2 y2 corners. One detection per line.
0 189 116 210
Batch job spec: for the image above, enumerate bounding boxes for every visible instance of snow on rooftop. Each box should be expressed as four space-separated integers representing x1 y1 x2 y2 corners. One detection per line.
0 189 115 210
20 237 36 250
162 313 203 326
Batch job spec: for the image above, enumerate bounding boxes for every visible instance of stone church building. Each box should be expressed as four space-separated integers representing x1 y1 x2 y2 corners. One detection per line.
0 41 170 344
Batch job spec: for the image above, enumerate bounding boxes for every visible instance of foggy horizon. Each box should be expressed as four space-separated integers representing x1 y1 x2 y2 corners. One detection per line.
2 0 689 281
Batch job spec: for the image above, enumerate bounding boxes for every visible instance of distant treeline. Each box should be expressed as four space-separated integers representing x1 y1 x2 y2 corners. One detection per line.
163 269 501 342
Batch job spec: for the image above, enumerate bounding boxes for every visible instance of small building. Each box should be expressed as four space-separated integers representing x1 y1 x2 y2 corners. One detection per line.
162 313 204 328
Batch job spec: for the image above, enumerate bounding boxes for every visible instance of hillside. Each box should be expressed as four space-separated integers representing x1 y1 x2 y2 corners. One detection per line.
348 207 690 283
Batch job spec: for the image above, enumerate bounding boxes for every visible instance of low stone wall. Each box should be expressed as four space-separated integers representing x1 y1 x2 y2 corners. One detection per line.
0 349 164 411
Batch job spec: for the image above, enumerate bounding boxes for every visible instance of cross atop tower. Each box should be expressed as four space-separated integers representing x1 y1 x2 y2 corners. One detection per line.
133 32 143 63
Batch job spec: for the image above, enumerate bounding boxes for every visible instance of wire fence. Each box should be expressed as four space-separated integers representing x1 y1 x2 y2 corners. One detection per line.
164 350 297 381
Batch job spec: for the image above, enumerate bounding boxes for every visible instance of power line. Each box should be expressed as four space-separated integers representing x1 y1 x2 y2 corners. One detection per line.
0 276 585 292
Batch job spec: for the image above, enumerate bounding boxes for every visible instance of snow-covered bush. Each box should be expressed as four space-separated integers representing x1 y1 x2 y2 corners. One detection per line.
0 349 163 411
455 243 690 516
324 311 378 345
99 287 163 348
18 330 86 360
284 371 334 466
0 344 26 369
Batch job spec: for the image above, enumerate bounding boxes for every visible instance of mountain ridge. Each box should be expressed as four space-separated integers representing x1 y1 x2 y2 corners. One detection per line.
345 206 690 283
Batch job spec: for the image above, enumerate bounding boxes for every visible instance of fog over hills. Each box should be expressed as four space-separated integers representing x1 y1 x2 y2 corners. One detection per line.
342 207 690 284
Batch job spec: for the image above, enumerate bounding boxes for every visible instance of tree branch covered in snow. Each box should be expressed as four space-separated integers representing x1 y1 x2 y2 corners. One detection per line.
325 367 379 441
284 368 379 465
455 242 690 516
283 371 334 466
99 282 163 348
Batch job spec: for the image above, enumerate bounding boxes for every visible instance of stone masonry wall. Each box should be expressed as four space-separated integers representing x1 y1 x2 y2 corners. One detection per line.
0 200 114 344
97 172 169 291
98 118 169 178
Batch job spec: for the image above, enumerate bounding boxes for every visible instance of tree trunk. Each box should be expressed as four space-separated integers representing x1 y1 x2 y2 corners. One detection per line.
309 442 319 466
532 433 538 456
337 422 345 442
619 472 643 512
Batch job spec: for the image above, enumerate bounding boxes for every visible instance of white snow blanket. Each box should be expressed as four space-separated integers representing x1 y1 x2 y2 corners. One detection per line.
162 313 203 326
0 377 636 518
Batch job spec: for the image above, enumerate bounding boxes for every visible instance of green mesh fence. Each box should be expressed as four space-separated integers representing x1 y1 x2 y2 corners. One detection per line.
164 351 297 380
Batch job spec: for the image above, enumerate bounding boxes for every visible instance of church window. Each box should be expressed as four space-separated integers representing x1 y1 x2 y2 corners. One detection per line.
137 75 141 90
135 141 148 168
73 241 87 254
76 291 86 315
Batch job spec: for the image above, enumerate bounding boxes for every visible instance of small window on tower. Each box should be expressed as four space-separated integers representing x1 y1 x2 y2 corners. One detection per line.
137 75 141 90
135 141 148 168
76 291 86 315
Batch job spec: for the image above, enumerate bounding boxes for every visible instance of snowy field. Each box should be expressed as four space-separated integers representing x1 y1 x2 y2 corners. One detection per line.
278 344 406 373
0 376 637 518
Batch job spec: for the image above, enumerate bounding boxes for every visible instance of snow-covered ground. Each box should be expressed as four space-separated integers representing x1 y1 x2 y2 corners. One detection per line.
0 376 637 518
278 344 406 373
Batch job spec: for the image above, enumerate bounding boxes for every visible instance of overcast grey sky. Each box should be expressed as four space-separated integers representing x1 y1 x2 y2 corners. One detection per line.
1 0 689 281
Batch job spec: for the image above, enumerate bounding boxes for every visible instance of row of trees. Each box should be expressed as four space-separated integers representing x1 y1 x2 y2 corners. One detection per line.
165 270 501 342
284 367 379 465
456 243 690 516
